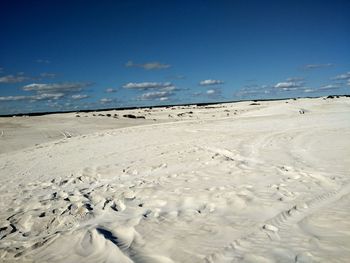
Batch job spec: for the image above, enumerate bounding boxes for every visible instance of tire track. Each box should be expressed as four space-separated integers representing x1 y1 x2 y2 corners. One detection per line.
204 182 350 262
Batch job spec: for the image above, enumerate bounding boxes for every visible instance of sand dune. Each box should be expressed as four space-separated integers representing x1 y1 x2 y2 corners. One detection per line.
0 97 349 262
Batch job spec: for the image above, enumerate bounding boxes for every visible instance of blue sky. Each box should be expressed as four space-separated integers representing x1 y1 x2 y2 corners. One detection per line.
0 0 349 114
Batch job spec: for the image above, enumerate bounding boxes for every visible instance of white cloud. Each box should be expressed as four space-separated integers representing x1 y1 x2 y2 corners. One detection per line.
286 77 304 82
123 82 174 90
332 72 350 80
160 86 176 92
0 95 31 101
125 61 170 70
302 83 341 93
194 88 222 98
159 97 169 101
23 82 91 93
303 63 333 69
274 81 302 89
0 93 64 101
1 82 92 108
199 79 224 86
105 88 118 93
35 93 65 100
71 94 89 100
206 88 222 98
273 77 306 91
236 78 305 98
0 74 30 84
282 87 299 91
319 84 341 90
100 98 113 104
206 89 216 95
139 91 172 100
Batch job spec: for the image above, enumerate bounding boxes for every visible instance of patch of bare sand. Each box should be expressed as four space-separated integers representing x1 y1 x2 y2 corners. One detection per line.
0 97 349 262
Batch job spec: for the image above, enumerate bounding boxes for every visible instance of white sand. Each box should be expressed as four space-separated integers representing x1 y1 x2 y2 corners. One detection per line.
0 97 349 262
